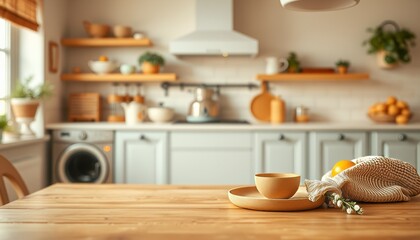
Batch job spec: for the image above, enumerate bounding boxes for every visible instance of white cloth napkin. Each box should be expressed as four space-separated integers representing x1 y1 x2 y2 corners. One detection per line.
305 156 420 202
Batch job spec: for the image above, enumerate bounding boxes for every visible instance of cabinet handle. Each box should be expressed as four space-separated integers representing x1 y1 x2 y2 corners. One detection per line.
338 134 345 141
139 135 146 140
279 134 285 141
399 134 407 141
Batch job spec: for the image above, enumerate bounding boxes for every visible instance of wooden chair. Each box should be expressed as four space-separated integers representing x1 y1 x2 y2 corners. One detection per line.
0 155 29 205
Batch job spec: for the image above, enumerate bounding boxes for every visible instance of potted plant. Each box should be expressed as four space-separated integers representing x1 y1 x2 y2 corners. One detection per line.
335 60 350 74
287 52 301 73
0 114 7 141
138 52 165 74
10 76 53 137
363 20 416 69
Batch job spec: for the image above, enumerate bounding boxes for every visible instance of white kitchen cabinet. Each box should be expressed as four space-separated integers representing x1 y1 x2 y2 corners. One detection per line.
1 141 46 202
115 131 168 184
170 132 253 185
254 132 307 181
371 131 420 170
309 132 368 179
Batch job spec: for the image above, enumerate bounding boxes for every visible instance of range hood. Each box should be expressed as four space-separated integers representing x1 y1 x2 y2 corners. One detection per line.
169 0 258 57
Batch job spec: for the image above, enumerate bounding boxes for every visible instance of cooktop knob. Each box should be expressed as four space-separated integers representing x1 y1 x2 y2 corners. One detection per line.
79 131 88 140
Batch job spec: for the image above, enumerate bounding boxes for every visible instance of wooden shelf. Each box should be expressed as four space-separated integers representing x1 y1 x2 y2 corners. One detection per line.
257 73 369 81
61 73 177 82
61 38 153 47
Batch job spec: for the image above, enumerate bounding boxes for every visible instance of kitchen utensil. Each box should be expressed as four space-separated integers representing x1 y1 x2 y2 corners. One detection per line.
228 186 324 211
148 103 175 123
113 25 132 38
250 82 274 122
83 21 110 38
255 173 300 199
121 101 147 125
88 60 118 74
187 88 219 122
265 57 289 74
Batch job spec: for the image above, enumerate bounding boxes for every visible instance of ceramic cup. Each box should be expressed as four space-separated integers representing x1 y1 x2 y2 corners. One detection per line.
255 173 300 199
120 64 135 74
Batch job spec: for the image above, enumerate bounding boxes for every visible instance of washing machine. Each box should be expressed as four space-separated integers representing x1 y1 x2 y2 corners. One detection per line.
52 130 114 183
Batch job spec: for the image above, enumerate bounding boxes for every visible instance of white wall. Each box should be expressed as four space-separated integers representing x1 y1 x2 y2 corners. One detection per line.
50 0 420 123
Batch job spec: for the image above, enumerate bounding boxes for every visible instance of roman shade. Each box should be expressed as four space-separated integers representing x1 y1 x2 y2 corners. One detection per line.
0 0 39 31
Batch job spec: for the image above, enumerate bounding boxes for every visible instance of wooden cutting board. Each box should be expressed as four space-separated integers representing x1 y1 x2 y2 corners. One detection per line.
250 82 274 122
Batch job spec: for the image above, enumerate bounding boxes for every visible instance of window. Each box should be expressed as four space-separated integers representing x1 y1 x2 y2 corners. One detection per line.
0 18 11 116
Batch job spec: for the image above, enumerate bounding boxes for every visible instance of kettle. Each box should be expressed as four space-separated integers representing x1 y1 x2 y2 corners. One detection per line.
121 101 147 125
187 88 219 122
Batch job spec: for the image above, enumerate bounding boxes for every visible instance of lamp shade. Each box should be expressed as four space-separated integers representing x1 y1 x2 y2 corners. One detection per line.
280 0 360 11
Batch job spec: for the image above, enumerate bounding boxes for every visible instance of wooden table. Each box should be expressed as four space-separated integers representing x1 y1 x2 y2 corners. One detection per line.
0 184 419 239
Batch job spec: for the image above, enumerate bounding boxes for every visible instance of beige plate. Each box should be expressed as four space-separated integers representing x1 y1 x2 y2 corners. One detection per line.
228 186 324 212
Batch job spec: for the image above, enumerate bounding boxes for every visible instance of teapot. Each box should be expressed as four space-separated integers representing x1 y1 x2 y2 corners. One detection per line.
121 101 147 125
265 57 289 74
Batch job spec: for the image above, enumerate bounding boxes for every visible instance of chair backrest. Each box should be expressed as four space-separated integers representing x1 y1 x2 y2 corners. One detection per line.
0 155 29 205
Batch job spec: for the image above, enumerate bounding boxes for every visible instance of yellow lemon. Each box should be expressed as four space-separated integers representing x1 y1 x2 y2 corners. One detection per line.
331 160 356 177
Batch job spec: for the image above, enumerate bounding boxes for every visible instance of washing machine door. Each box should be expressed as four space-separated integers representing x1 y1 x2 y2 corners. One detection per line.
58 143 109 183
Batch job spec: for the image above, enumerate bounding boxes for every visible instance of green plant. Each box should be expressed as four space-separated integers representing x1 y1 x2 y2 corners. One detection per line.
138 52 165 66
0 115 7 130
11 76 53 99
363 20 416 64
336 60 350 68
287 52 301 73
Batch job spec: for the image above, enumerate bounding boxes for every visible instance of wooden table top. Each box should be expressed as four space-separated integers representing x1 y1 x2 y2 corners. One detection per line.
0 184 419 240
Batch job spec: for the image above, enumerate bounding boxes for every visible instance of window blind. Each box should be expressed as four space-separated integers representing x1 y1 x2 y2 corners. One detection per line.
0 0 38 31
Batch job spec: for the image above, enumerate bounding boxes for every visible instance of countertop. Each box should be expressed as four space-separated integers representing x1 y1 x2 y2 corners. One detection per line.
46 121 420 131
0 184 419 239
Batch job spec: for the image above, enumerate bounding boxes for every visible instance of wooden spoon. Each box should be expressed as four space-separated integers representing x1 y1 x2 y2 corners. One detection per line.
250 82 274 122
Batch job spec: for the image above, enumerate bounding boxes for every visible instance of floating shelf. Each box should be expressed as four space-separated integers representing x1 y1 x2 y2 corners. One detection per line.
61 73 177 82
61 38 153 47
257 73 369 81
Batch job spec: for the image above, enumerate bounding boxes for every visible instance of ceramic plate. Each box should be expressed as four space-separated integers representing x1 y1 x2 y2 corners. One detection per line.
228 186 324 211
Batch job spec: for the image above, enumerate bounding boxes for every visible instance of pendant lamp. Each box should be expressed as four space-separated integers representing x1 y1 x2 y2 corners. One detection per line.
280 0 360 11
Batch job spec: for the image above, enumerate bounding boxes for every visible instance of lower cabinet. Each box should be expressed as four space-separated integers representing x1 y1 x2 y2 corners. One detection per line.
170 132 253 185
254 132 307 181
371 131 420 170
1 141 46 202
115 131 168 184
309 132 368 179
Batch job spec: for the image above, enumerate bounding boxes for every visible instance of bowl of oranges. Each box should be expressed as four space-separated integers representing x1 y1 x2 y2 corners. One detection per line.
368 96 412 124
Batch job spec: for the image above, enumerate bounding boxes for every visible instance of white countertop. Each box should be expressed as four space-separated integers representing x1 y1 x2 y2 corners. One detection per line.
46 122 420 131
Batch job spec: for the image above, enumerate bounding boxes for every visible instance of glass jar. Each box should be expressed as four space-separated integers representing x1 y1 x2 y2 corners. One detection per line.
294 106 309 123
107 94 125 122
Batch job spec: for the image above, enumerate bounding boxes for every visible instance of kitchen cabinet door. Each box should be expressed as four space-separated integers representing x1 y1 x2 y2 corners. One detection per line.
254 132 307 181
170 132 253 185
309 132 368 180
371 132 420 170
115 131 168 184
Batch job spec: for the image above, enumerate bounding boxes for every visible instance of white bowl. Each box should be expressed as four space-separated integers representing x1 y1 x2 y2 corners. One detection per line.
148 107 175 123
88 61 118 74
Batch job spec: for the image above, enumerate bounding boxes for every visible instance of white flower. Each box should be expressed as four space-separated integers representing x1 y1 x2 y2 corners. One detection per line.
354 205 360 211
337 200 343 208
346 208 352 214
334 194 340 202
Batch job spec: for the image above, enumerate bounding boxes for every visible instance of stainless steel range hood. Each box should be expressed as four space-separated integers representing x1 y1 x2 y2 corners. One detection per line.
169 0 259 57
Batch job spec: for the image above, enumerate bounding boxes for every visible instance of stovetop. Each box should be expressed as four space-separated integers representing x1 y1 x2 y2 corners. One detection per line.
174 119 250 124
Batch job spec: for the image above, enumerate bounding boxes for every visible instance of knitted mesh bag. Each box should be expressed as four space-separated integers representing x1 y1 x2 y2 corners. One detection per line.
305 156 420 202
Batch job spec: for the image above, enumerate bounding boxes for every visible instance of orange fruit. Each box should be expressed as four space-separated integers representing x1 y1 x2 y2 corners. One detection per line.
375 103 387 113
98 55 109 62
386 96 397 105
396 115 409 125
396 100 408 110
387 105 400 116
331 160 356 177
401 109 411 117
